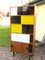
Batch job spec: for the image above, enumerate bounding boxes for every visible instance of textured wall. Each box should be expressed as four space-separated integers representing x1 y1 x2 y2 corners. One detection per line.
35 4 45 41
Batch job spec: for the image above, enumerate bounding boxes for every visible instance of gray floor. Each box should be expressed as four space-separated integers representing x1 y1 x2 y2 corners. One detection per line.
0 46 45 60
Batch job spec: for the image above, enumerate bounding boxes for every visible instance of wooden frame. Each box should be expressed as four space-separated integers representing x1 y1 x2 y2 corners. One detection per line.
10 5 35 55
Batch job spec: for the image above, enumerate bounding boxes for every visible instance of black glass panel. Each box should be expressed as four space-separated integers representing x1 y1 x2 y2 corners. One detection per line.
28 44 33 53
11 16 21 24
27 6 34 15
18 11 27 15
30 35 33 43
17 7 23 15
22 25 33 34
17 6 34 15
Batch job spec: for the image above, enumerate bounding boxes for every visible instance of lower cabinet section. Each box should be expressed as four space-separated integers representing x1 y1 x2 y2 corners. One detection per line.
11 41 34 55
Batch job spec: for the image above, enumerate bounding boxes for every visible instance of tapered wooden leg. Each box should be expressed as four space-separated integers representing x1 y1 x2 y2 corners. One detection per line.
29 55 33 60
13 51 15 57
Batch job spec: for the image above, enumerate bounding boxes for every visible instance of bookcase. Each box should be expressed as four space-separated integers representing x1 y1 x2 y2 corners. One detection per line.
10 5 35 55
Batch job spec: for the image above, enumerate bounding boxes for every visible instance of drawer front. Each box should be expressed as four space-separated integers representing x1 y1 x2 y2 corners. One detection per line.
22 43 33 54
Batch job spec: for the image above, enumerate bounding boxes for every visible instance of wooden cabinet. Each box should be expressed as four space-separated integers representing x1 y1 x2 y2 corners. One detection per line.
10 5 35 55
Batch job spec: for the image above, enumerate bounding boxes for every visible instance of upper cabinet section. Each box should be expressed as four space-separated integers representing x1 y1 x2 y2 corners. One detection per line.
18 6 34 15
10 6 34 16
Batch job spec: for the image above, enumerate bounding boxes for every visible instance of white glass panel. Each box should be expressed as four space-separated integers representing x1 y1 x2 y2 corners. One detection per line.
11 33 30 43
11 7 17 15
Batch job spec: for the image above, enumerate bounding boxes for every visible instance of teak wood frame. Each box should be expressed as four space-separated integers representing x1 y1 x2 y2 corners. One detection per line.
10 5 35 57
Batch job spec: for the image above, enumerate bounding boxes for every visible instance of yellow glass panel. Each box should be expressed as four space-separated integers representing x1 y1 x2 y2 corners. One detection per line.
21 15 34 25
11 24 22 33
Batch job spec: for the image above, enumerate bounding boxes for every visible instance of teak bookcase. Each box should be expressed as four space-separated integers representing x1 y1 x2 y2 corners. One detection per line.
10 5 35 55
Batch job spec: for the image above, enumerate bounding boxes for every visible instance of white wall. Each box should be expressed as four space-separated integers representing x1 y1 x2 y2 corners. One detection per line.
35 4 45 41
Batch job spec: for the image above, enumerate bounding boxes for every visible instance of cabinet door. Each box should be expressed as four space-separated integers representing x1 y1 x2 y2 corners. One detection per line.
22 43 33 54
11 41 22 52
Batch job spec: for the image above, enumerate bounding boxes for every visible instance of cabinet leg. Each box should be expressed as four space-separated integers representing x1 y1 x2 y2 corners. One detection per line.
13 51 15 57
29 55 33 60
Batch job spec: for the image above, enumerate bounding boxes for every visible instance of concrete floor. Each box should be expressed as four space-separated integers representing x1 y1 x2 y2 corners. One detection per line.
0 45 45 60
